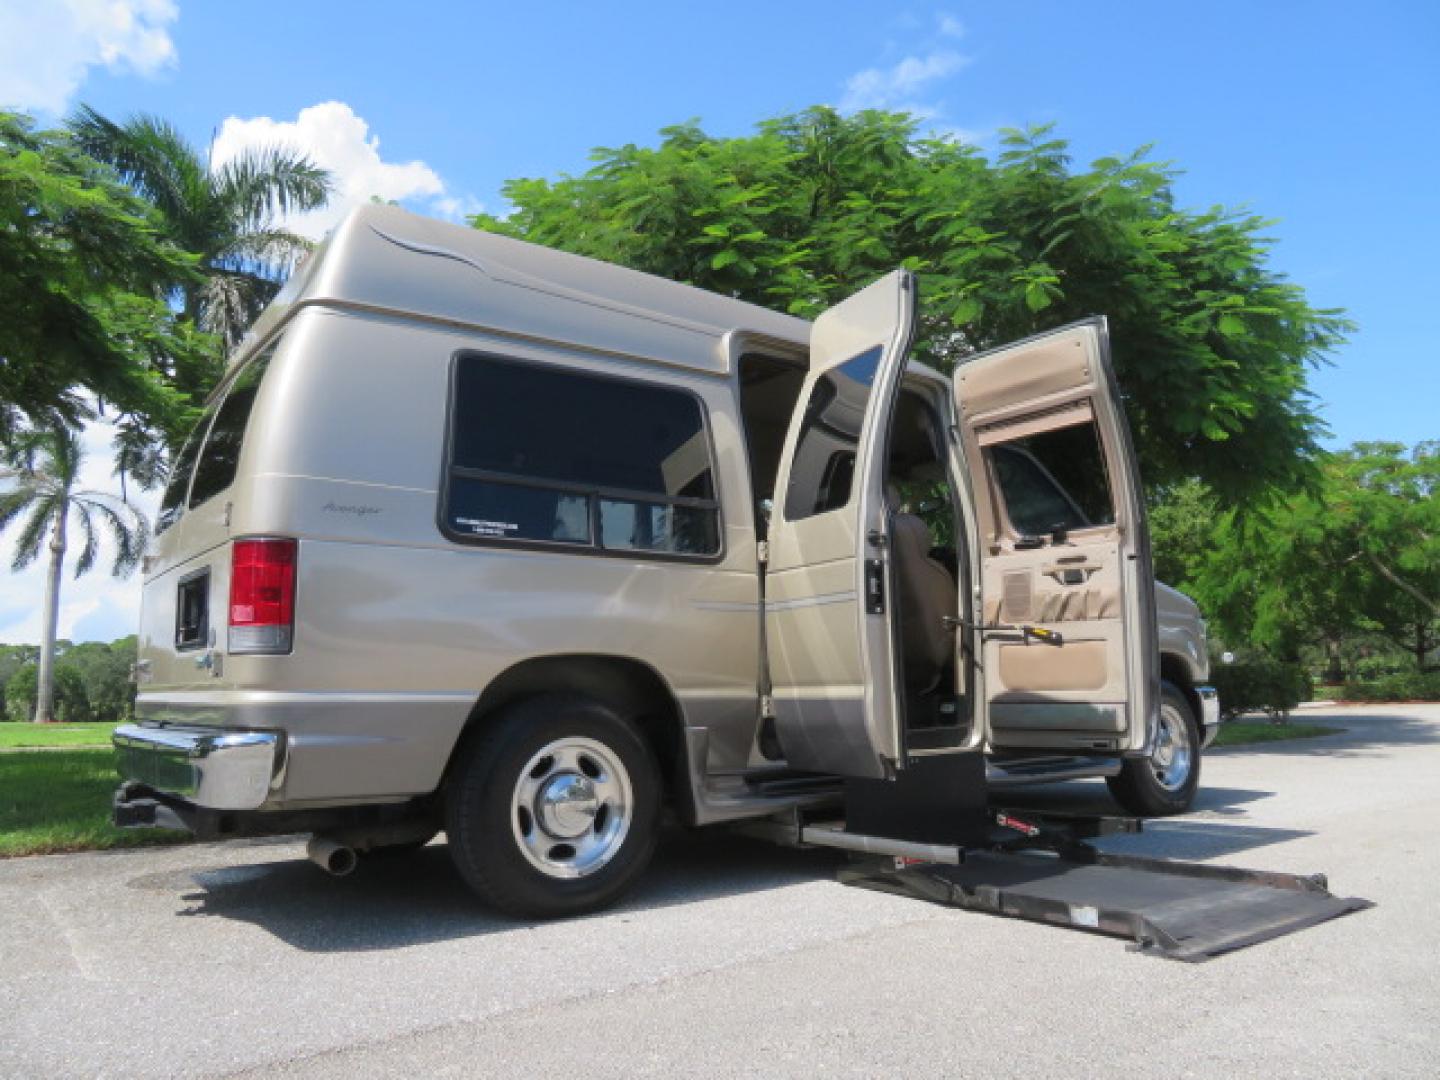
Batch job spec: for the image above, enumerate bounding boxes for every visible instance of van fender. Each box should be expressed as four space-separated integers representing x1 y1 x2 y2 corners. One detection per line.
446 654 701 823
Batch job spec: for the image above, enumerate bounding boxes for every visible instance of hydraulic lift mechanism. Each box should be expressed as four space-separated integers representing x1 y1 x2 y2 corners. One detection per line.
743 754 1372 963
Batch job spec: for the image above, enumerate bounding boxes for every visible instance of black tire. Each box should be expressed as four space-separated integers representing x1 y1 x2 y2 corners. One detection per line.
444 694 661 918
1106 681 1202 816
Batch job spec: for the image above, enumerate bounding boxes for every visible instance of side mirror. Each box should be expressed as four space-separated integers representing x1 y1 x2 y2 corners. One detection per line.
1049 522 1069 545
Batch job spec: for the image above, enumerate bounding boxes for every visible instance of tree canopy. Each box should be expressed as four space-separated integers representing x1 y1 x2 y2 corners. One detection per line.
475 108 1350 502
69 105 331 352
0 110 217 445
1154 442 1439 675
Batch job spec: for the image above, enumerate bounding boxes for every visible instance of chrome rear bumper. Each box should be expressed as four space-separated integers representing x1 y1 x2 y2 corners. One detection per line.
112 724 283 811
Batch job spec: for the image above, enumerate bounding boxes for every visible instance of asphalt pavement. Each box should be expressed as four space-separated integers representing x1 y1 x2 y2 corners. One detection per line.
2 704 1437 1079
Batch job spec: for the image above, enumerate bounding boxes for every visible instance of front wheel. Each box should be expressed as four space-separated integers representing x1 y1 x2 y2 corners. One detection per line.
445 695 661 917
1106 682 1202 816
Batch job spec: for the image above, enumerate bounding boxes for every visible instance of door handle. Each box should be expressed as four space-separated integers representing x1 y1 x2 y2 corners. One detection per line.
942 616 1065 647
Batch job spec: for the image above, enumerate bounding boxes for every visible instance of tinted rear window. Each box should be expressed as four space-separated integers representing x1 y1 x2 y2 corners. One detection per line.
187 344 276 510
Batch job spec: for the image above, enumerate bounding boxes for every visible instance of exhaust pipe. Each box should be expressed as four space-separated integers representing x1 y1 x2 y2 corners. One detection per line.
307 835 358 877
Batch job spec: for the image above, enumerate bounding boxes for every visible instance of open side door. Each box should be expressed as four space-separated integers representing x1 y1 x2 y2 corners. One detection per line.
952 319 1158 755
764 270 916 779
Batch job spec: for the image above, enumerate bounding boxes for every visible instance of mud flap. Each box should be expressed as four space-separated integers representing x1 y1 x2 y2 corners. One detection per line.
840 846 1373 962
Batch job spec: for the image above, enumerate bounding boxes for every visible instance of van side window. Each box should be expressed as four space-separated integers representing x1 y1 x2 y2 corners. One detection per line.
444 355 720 558
156 428 205 534
987 421 1117 537
155 338 279 532
783 345 882 521
188 342 278 510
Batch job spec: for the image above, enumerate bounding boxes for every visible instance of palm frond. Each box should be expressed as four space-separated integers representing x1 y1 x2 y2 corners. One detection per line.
198 270 275 347
213 145 332 235
73 493 149 577
72 502 99 577
10 499 58 572
213 227 314 279
0 486 40 533
68 105 208 230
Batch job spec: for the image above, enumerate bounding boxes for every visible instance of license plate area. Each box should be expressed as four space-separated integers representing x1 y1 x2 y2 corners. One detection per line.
175 568 211 651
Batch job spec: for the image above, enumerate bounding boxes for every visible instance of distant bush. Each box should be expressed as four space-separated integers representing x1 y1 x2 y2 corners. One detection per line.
1211 659 1311 720
1338 672 1440 702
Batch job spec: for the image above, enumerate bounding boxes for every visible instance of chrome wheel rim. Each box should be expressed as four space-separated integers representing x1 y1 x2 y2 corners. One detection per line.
1150 702 1193 793
511 736 632 879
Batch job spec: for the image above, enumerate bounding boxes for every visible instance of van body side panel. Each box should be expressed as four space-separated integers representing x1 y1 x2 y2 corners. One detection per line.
136 308 768 807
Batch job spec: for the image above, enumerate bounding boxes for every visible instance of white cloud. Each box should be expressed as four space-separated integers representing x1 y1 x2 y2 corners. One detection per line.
938 13 966 40
0 417 156 646
0 0 178 114
211 101 477 240
839 49 969 114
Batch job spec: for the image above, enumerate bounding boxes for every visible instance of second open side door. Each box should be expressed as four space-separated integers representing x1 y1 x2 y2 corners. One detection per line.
764 270 915 779
952 319 1158 755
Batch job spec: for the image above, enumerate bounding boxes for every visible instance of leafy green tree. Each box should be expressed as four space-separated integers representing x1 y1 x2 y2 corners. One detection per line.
474 108 1350 501
0 428 146 722
0 110 217 445
62 637 138 723
3 663 91 723
1184 442 1439 678
1195 484 1369 679
1148 478 1219 590
1329 442 1439 670
69 105 332 353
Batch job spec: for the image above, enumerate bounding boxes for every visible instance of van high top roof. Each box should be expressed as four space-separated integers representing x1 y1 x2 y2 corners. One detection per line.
237 204 812 377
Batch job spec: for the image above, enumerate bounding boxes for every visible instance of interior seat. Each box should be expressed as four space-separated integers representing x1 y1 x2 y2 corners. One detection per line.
889 496 955 696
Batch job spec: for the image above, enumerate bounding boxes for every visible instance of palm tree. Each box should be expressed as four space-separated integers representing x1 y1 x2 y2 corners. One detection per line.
69 105 333 349
0 428 147 722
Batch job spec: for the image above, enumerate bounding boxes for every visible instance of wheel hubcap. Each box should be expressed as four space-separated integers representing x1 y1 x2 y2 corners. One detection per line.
1151 703 1193 793
537 774 599 838
512 737 632 879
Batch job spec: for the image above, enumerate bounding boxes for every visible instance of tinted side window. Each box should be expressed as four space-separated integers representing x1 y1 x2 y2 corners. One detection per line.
988 421 1116 537
188 344 277 509
156 426 206 534
783 345 882 521
444 356 720 558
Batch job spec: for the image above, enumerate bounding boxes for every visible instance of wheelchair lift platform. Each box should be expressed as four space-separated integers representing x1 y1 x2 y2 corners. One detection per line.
747 755 1372 962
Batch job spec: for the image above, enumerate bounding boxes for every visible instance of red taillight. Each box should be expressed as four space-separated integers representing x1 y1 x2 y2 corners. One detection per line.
228 538 297 654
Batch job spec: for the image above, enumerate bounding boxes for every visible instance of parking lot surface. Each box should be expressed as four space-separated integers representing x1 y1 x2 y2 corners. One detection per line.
2 704 1437 1078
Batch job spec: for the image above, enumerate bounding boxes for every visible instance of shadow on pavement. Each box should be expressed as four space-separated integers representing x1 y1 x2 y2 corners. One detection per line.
163 828 846 953
155 776 1312 954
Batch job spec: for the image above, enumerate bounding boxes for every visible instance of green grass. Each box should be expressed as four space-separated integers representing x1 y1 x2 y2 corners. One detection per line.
0 748 187 857
1213 721 1343 748
0 721 119 749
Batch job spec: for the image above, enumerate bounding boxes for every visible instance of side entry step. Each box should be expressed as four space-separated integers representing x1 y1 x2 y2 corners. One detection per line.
834 818 1373 962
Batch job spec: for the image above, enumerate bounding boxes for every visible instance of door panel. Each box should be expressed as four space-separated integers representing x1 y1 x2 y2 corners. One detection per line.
953 319 1157 754
765 270 916 779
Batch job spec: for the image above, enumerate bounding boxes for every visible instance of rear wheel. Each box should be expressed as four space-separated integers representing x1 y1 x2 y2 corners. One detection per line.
1106 682 1201 816
445 695 661 917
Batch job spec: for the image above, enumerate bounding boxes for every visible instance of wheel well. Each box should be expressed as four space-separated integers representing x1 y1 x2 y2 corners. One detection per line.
447 655 688 809
1159 652 1200 717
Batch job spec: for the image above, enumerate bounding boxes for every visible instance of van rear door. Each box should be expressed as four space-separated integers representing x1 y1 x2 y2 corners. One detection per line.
951 319 1158 754
135 341 277 694
763 271 915 779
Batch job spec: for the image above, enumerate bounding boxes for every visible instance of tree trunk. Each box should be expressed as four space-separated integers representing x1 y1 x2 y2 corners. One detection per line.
32 505 67 724
1324 637 1344 685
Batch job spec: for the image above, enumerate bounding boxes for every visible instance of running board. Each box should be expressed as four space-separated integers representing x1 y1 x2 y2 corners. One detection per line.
797 811 1373 962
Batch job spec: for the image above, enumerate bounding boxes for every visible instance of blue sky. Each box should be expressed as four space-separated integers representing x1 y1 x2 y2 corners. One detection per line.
1 0 1436 643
